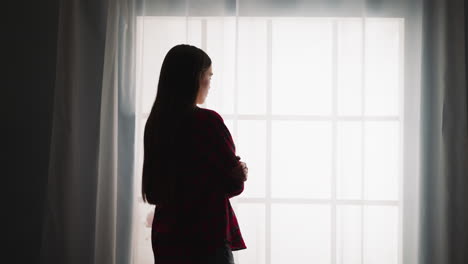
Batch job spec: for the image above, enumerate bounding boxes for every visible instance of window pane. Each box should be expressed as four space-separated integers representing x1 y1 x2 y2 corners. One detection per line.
236 120 266 198
271 204 331 264
337 205 362 264
205 18 236 114
140 18 188 114
337 18 363 116
337 121 362 199
135 117 154 263
363 206 398 264
187 18 202 47
135 200 155 264
234 204 266 264
364 121 400 200
271 121 332 199
272 19 333 115
364 19 401 116
238 18 267 115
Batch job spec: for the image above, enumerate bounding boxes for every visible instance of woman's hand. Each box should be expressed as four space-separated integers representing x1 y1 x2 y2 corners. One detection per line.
239 161 248 181
229 157 248 182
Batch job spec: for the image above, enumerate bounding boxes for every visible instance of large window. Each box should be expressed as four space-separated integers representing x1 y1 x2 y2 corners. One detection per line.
133 16 408 264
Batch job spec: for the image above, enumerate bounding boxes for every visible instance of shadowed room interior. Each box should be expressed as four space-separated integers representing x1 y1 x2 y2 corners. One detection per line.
5 0 467 264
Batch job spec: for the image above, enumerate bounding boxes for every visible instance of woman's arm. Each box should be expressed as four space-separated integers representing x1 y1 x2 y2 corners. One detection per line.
225 158 248 198
206 110 248 198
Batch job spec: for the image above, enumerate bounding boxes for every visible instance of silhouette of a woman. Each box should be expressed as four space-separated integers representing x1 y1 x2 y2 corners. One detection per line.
142 44 248 264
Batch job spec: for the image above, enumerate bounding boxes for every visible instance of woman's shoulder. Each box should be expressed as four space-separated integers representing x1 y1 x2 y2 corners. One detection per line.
194 106 224 123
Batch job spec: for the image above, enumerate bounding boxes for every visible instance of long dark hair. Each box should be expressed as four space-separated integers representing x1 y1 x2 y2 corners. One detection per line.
142 44 212 205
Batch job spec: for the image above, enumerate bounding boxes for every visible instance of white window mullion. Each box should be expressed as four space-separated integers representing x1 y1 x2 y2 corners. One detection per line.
201 18 207 108
141 112 402 121
398 18 405 264
331 18 338 264
234 197 399 206
360 15 367 264
233 2 239 143
201 19 207 52
265 18 273 264
206 114 400 122
232 8 240 262
184 0 188 43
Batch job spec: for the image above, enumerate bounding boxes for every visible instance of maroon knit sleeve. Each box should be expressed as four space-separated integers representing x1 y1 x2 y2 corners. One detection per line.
205 110 244 198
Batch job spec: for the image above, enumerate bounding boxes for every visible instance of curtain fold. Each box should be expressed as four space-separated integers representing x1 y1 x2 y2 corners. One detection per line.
40 0 137 263
95 0 137 263
419 0 468 263
40 1 108 263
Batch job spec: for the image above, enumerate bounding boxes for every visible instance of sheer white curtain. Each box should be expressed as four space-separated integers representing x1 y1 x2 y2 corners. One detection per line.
41 0 138 264
41 0 468 264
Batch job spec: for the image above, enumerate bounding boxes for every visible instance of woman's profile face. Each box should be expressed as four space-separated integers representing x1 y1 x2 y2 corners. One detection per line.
196 65 213 105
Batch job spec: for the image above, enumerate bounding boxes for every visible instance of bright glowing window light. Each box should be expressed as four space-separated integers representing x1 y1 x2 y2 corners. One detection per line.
134 16 405 264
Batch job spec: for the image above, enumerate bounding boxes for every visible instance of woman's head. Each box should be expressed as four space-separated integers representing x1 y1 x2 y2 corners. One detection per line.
196 64 213 105
154 44 212 110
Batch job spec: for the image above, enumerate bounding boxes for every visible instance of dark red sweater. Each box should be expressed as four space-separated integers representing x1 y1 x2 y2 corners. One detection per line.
150 106 246 262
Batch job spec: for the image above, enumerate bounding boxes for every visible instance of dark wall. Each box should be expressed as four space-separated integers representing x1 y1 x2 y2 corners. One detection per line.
5 1 60 263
